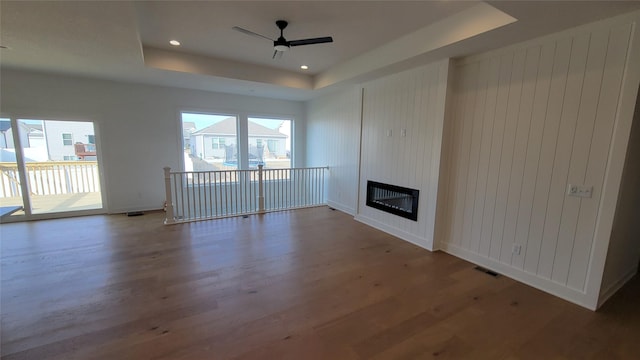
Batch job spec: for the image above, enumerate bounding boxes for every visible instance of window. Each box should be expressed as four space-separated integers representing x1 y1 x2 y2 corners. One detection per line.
63 155 77 161
248 118 292 169
181 113 238 170
212 137 226 149
180 113 291 171
62 133 73 146
87 134 95 144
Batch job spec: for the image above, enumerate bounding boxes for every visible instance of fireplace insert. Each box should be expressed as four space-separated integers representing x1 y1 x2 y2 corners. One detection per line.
366 181 419 221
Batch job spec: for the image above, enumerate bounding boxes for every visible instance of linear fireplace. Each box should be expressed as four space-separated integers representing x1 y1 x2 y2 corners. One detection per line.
366 181 419 221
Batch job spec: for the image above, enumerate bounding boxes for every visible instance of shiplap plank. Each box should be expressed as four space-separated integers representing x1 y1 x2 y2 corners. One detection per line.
500 46 542 265
444 66 470 246
512 42 556 270
567 23 633 290
450 63 479 246
414 67 428 238
493 48 527 263
429 62 450 242
462 59 491 250
537 33 591 280
486 53 515 260
470 57 501 253
551 30 609 285
523 37 573 274
425 66 442 238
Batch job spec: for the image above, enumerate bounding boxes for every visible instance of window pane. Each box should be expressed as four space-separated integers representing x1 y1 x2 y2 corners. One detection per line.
0 118 25 218
19 119 102 214
62 133 73 145
248 118 291 169
182 113 238 171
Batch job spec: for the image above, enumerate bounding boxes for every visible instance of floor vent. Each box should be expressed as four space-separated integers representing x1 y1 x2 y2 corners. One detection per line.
474 266 499 277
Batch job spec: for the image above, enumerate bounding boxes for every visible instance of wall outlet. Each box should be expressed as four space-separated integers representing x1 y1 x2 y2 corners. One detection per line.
512 244 522 255
567 184 593 198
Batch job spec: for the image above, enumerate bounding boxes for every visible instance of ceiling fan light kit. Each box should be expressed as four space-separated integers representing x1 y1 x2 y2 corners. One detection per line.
233 19 333 60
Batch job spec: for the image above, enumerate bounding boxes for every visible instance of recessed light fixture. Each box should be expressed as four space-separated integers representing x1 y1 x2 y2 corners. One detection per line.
169 40 181 46
300 65 309 70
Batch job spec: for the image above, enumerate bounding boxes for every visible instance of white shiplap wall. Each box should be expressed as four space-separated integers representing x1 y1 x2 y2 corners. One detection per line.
440 17 637 308
356 59 450 250
306 87 362 214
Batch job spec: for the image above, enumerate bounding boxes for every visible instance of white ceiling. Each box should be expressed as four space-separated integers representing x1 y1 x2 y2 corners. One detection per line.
2 1 640 101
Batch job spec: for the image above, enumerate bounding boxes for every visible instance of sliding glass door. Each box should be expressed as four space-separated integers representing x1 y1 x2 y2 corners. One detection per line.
0 118 103 220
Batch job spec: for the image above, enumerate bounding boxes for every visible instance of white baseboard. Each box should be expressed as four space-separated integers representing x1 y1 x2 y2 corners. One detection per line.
354 214 433 251
327 200 356 216
440 242 598 310
598 265 638 308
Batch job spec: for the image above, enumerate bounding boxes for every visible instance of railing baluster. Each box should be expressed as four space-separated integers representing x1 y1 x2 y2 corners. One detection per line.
163 167 175 224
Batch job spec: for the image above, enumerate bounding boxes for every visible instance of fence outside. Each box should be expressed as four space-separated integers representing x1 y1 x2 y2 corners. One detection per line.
164 165 328 224
0 161 100 198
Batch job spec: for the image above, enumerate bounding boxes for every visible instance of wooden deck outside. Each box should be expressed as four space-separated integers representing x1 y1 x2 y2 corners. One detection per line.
1 207 639 359
0 192 102 216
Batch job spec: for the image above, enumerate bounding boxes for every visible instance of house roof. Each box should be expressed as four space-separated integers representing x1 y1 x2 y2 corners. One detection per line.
183 121 196 132
192 118 287 138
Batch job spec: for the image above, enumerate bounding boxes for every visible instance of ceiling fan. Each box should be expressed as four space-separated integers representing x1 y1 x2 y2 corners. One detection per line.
233 20 333 59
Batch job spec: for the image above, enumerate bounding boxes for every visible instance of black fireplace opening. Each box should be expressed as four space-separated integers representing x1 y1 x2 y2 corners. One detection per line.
366 181 419 221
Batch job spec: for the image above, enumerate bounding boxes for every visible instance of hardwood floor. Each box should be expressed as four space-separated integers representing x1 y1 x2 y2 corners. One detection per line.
1 207 639 359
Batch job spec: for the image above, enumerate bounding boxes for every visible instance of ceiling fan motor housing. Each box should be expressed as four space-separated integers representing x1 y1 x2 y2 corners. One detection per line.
274 37 290 51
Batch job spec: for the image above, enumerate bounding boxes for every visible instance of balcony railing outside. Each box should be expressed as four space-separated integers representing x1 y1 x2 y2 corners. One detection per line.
164 165 327 224
0 161 100 198
0 161 102 215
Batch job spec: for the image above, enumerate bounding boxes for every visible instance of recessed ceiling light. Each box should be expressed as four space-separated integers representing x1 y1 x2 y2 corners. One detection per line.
169 40 181 46
300 65 309 70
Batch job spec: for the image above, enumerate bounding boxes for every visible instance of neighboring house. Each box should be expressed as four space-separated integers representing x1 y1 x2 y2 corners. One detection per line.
23 123 45 148
42 121 96 161
190 118 287 162
182 121 196 151
0 120 29 149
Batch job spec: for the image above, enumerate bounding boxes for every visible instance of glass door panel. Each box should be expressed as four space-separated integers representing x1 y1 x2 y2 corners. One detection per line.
18 119 103 214
0 118 26 219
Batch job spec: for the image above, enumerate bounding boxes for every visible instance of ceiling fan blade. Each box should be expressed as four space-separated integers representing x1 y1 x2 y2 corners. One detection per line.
232 26 273 41
289 37 333 47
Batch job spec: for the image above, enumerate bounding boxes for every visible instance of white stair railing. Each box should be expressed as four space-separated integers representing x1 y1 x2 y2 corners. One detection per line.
164 165 328 224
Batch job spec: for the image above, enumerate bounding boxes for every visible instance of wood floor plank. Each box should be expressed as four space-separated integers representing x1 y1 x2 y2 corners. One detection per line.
1 207 639 359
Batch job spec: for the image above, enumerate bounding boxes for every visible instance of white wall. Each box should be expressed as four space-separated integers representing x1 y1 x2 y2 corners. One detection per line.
306 86 362 214
438 13 640 309
356 60 449 250
0 70 305 213
599 87 640 306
